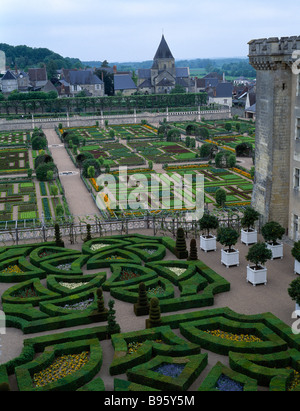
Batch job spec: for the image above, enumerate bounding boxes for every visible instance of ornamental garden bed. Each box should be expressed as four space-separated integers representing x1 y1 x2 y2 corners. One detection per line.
1 234 300 391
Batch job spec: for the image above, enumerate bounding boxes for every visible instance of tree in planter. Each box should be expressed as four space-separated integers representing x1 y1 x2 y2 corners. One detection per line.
241 207 260 232
246 242 272 270
292 241 300 263
175 227 188 259
199 213 219 238
217 226 239 252
288 277 300 307
261 221 285 246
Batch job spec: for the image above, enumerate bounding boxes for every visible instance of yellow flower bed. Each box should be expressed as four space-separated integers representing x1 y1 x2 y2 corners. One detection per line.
33 351 89 388
204 329 263 343
1 265 24 275
231 167 253 179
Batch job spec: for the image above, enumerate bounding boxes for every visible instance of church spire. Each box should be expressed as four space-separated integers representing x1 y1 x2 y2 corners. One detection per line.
153 35 174 60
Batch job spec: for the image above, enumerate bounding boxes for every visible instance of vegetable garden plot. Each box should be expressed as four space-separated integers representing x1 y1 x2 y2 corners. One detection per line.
0 148 29 174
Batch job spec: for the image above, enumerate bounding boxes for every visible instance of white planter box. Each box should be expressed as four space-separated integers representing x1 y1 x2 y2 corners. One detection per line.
221 248 239 268
294 259 300 275
266 242 283 260
246 265 267 286
241 229 257 245
200 235 217 252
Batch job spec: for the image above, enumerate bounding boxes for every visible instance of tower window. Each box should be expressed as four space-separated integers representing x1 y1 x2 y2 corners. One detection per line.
295 168 300 189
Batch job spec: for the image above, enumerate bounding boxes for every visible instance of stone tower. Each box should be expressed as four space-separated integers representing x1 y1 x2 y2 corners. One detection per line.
248 36 300 235
0 50 6 74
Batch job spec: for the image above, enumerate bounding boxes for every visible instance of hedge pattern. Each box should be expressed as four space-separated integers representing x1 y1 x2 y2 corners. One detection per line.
1 234 300 391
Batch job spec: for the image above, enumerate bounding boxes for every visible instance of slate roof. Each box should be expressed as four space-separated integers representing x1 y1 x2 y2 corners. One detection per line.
153 35 174 59
114 74 137 90
215 82 233 98
62 69 103 86
246 103 256 113
176 67 189 77
137 69 151 79
2 70 17 80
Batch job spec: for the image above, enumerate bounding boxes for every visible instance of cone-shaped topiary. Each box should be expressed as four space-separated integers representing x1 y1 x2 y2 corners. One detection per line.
188 238 198 260
134 282 150 316
96 287 105 312
84 224 92 242
54 223 64 247
107 299 120 336
146 297 161 328
175 227 188 259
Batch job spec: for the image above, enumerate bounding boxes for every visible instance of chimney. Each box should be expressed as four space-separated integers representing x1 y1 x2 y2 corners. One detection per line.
223 72 225 82
113 65 117 74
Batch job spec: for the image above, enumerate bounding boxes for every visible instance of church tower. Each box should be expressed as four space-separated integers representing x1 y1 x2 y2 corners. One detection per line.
151 35 176 93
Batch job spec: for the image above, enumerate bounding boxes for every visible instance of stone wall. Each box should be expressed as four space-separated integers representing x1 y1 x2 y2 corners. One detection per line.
0 109 231 131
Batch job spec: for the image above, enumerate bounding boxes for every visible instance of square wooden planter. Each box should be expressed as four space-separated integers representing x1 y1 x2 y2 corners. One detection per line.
246 265 267 286
200 235 217 252
221 249 239 268
241 229 257 246
294 259 300 275
266 242 283 260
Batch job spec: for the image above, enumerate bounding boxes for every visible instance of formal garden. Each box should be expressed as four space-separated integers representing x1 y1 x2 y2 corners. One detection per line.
0 231 300 392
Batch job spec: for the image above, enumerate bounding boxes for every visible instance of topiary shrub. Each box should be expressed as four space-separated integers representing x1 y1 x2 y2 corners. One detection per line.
188 238 198 260
175 227 188 259
134 282 150 316
107 299 120 336
54 223 64 248
146 297 161 328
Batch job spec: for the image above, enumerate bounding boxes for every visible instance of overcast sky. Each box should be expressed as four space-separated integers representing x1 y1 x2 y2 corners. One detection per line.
1 0 300 62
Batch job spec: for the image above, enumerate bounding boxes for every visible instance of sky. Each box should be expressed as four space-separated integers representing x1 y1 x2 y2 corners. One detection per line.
1 0 300 63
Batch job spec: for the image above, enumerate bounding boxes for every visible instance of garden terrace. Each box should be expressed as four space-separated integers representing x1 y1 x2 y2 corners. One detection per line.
1 233 300 391
0 148 29 175
0 130 30 147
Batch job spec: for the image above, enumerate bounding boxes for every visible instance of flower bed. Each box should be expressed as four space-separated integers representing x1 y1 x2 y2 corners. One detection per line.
33 351 90 388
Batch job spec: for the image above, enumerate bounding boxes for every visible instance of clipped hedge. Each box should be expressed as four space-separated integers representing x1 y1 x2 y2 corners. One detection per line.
127 353 208 391
109 325 200 375
86 249 142 270
198 361 258 391
103 263 157 291
15 338 103 391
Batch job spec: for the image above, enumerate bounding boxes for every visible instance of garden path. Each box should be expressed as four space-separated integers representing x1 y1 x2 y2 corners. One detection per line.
43 129 100 221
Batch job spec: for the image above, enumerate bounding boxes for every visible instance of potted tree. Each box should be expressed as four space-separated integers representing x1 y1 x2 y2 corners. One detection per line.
291 241 300 275
261 221 285 260
240 207 260 245
288 277 300 314
199 212 219 252
245 242 272 286
217 226 240 268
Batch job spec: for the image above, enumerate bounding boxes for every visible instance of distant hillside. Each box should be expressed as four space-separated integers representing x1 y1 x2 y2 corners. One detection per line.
0 43 83 73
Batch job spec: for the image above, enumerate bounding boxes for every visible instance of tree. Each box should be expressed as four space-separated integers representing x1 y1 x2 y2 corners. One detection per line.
82 159 100 178
241 207 260 232
215 188 226 207
217 227 239 252
36 163 56 181
225 122 232 132
292 241 300 263
246 242 272 270
31 135 47 150
50 184 58 197
199 213 219 237
47 170 54 181
227 154 236 168
55 204 64 218
87 165 95 179
148 160 153 170
261 221 285 246
235 142 253 157
288 277 300 305
199 143 217 159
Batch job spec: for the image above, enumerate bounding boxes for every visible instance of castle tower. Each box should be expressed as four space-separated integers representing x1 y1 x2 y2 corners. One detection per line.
248 36 300 236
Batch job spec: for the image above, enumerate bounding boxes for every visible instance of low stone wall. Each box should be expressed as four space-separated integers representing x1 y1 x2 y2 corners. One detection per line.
0 109 231 131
